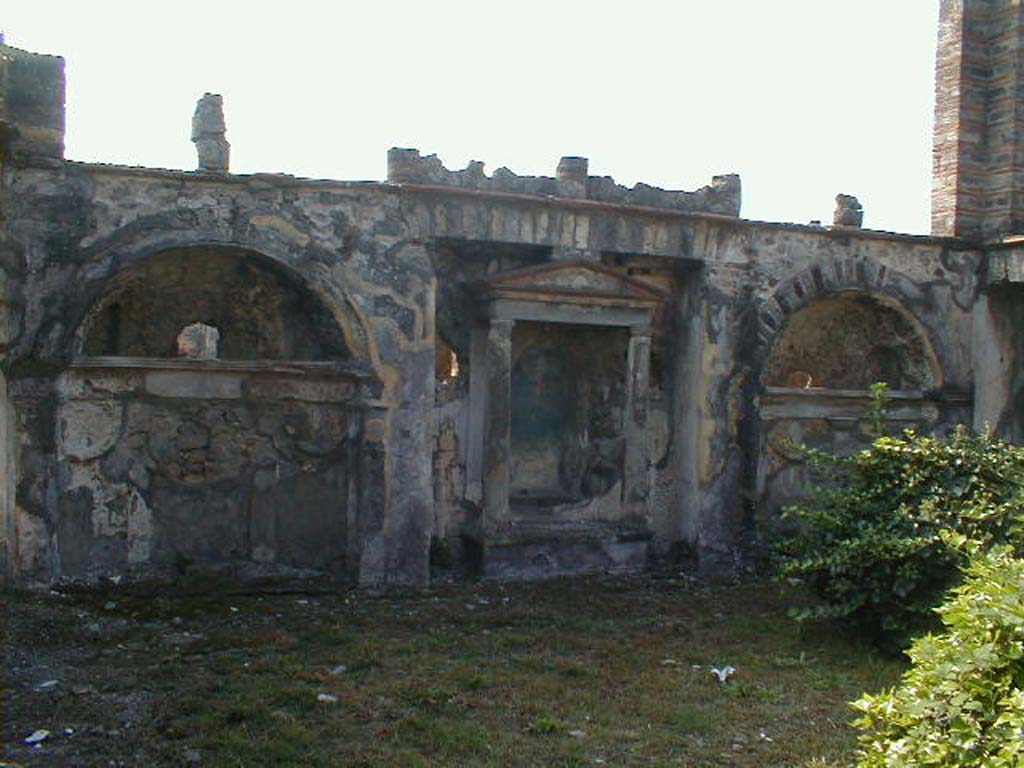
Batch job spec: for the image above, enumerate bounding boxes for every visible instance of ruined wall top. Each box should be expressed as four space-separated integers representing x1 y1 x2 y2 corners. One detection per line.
0 43 65 163
386 148 741 217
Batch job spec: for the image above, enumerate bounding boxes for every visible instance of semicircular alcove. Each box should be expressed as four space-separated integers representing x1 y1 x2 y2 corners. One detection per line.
53 245 380 583
77 245 349 361
757 290 946 519
763 292 937 391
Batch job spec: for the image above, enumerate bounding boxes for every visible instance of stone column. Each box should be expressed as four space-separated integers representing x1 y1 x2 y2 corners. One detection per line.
0 369 12 582
465 326 488 504
623 326 652 514
482 319 514 529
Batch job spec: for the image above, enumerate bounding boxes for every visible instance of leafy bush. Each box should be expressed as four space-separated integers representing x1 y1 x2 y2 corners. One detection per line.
852 548 1024 767
773 422 1024 644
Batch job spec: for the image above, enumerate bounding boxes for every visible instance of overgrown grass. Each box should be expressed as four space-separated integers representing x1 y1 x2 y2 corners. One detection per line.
3 576 903 767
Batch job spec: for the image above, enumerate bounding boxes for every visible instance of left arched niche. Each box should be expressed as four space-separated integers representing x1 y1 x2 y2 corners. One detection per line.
46 245 372 583
76 245 349 361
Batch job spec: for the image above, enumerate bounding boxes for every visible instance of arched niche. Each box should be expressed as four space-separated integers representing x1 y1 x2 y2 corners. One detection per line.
50 244 383 583
75 245 350 361
762 292 940 391
757 291 946 519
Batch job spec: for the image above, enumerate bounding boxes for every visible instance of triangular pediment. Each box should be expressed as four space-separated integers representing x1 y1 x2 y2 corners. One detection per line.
479 261 667 307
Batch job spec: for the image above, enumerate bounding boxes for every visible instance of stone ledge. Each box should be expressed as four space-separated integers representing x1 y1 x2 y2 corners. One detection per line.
69 356 376 378
63 357 384 404
760 386 972 422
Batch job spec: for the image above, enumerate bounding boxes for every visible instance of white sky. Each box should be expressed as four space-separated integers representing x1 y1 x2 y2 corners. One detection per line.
4 1 938 234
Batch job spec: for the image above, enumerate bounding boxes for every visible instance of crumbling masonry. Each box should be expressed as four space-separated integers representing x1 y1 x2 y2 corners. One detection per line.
0 0 1021 586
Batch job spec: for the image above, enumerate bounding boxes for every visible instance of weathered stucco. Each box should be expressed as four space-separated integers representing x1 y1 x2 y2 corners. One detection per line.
1 8 1023 587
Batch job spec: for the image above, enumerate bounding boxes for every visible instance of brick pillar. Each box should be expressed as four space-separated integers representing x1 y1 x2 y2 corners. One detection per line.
932 0 990 239
932 1 1024 241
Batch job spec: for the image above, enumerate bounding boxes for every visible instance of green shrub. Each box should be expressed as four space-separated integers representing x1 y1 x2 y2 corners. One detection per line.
852 548 1024 767
772 424 1024 644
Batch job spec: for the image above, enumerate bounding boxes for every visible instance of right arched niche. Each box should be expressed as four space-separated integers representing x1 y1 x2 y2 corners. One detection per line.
762 292 938 391
757 291 945 517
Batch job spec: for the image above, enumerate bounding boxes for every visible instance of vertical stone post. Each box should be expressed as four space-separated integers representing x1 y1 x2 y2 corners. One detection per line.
554 156 596 261
623 326 652 514
465 325 488 503
482 319 514 529
0 370 12 582
556 156 589 199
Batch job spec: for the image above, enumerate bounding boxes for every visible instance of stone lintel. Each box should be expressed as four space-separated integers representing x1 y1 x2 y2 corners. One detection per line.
489 299 653 328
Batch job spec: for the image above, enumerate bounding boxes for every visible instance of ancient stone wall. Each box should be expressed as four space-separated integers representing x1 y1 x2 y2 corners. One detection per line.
2 26 1020 587
0 142 988 584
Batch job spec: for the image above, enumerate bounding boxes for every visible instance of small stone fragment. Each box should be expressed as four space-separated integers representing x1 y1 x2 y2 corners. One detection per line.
24 729 50 745
191 93 229 172
176 323 220 360
330 664 348 676
833 193 864 227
